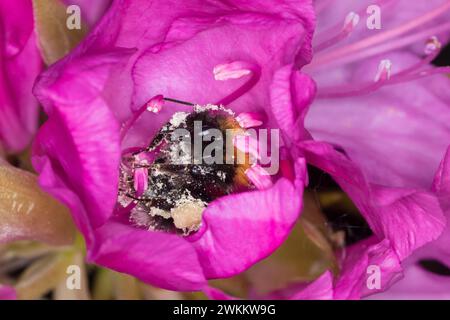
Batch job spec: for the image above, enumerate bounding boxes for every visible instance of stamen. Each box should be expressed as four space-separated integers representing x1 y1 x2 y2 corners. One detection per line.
133 167 148 197
374 59 392 82
392 37 443 78
245 165 273 190
314 12 360 53
314 0 394 44
214 61 261 106
214 62 252 80
115 201 137 218
344 12 360 30
313 22 450 70
235 112 264 128
163 97 195 106
425 36 442 55
317 64 450 99
311 2 450 69
120 95 164 142
131 150 159 197
389 66 450 83
317 36 449 99
146 95 164 113
233 134 260 163
120 95 199 142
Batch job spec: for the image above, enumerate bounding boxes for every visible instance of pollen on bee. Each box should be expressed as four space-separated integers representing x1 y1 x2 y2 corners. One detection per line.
171 195 205 234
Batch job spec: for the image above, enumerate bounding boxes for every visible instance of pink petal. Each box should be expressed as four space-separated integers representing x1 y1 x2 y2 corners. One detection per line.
334 237 402 300
91 221 206 291
245 166 273 190
270 65 316 142
268 271 334 300
314 0 450 61
33 50 135 238
190 160 307 278
369 263 450 300
416 146 450 267
370 185 446 261
299 141 446 261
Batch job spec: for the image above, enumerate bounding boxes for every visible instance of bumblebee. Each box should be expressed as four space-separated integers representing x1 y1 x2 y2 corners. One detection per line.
119 105 253 235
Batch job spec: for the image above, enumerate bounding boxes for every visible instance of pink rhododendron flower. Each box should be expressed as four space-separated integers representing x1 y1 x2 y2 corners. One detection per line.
428 147 450 268
0 0 113 245
32 0 315 291
29 0 449 299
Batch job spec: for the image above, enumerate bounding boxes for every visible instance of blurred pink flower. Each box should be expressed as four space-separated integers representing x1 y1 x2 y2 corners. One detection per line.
206 0 450 299
293 0 450 299
370 147 450 299
0 0 42 153
307 0 450 189
0 0 112 153
369 264 450 300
